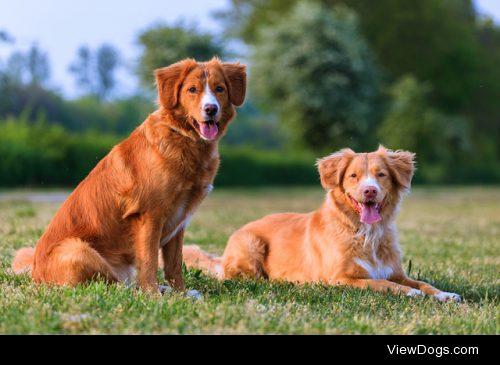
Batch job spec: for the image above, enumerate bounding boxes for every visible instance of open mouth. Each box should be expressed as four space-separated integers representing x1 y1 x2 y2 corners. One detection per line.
349 195 386 225
191 117 220 140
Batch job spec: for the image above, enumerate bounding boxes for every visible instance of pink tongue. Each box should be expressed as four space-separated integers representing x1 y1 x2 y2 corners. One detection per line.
199 121 218 140
361 204 381 224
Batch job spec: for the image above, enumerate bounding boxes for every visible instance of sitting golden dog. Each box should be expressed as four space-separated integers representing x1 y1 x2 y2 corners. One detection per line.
184 146 461 302
12 57 247 294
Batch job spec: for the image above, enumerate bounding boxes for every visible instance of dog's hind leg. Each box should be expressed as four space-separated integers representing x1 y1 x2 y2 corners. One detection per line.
222 230 266 279
181 245 224 280
32 237 118 286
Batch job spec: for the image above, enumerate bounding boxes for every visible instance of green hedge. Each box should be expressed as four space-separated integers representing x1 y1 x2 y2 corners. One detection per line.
0 118 121 187
0 118 320 188
217 146 319 186
0 118 498 188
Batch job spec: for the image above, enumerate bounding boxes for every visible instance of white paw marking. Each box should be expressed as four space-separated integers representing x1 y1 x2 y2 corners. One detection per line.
407 289 425 298
434 292 461 302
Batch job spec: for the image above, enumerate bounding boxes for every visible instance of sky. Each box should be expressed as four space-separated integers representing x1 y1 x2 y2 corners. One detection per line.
0 0 230 98
0 0 499 99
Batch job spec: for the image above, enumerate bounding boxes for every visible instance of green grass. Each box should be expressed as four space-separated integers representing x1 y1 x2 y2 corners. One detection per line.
1 186 499 334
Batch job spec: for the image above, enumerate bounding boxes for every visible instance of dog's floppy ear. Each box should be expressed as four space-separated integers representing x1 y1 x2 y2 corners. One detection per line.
155 58 197 110
379 145 416 191
316 148 356 190
221 61 247 107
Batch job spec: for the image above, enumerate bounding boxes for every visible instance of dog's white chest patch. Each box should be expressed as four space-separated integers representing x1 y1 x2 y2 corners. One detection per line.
160 196 192 247
112 265 135 283
159 185 213 247
353 257 393 280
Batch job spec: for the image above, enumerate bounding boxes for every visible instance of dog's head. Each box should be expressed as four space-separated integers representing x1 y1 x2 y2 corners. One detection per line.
155 57 247 141
317 146 415 225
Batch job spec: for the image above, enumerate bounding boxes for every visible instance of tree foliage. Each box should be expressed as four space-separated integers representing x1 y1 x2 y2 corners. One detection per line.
0 44 51 87
136 22 226 90
377 75 472 183
68 46 93 94
218 0 482 112
68 44 119 101
250 3 381 152
0 30 14 43
96 44 119 101
26 44 51 86
218 0 500 176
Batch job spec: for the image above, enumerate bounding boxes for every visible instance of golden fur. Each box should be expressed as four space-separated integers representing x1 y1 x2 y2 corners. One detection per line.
184 146 461 302
12 57 247 294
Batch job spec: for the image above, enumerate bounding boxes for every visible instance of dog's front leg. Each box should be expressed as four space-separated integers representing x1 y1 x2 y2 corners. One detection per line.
161 226 185 291
391 275 461 302
135 214 164 294
333 277 416 297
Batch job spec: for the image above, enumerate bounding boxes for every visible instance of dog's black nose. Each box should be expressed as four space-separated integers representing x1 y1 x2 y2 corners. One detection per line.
204 104 218 117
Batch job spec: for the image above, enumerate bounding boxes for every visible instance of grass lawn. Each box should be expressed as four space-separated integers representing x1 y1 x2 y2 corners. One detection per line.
0 186 499 335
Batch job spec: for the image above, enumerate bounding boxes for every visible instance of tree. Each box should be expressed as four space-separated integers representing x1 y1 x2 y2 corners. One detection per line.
217 0 482 112
68 46 94 95
68 44 119 101
215 0 293 44
0 41 54 117
377 75 472 183
0 30 14 43
5 52 26 84
27 44 51 86
250 2 382 152
96 44 118 101
137 22 226 89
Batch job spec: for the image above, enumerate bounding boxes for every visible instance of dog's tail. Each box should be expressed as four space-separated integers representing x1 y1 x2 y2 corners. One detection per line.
222 230 266 279
12 247 36 276
182 245 224 280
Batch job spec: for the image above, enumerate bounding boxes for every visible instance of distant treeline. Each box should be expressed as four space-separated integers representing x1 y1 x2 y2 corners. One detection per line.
0 117 498 188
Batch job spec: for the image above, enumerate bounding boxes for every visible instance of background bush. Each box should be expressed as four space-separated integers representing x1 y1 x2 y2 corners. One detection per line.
0 114 318 188
0 114 121 187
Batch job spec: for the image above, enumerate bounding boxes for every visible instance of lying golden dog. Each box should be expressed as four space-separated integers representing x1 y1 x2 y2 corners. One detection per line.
184 146 461 302
12 57 247 294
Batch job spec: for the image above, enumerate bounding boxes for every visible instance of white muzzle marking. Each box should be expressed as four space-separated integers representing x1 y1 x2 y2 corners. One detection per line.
363 176 380 191
201 68 219 120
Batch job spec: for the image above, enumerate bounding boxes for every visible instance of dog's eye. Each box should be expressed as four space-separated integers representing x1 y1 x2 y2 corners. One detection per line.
378 173 386 177
188 87 197 93
216 86 224 93
350 174 357 178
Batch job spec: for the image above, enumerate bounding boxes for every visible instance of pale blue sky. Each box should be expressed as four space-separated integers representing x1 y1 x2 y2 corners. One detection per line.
0 0 230 97
0 0 499 98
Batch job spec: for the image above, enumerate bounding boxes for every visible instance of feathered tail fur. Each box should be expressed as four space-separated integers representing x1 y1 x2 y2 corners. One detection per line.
12 247 36 275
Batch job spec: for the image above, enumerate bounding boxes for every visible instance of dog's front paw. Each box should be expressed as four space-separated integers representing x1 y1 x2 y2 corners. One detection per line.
407 289 425 298
434 292 461 303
